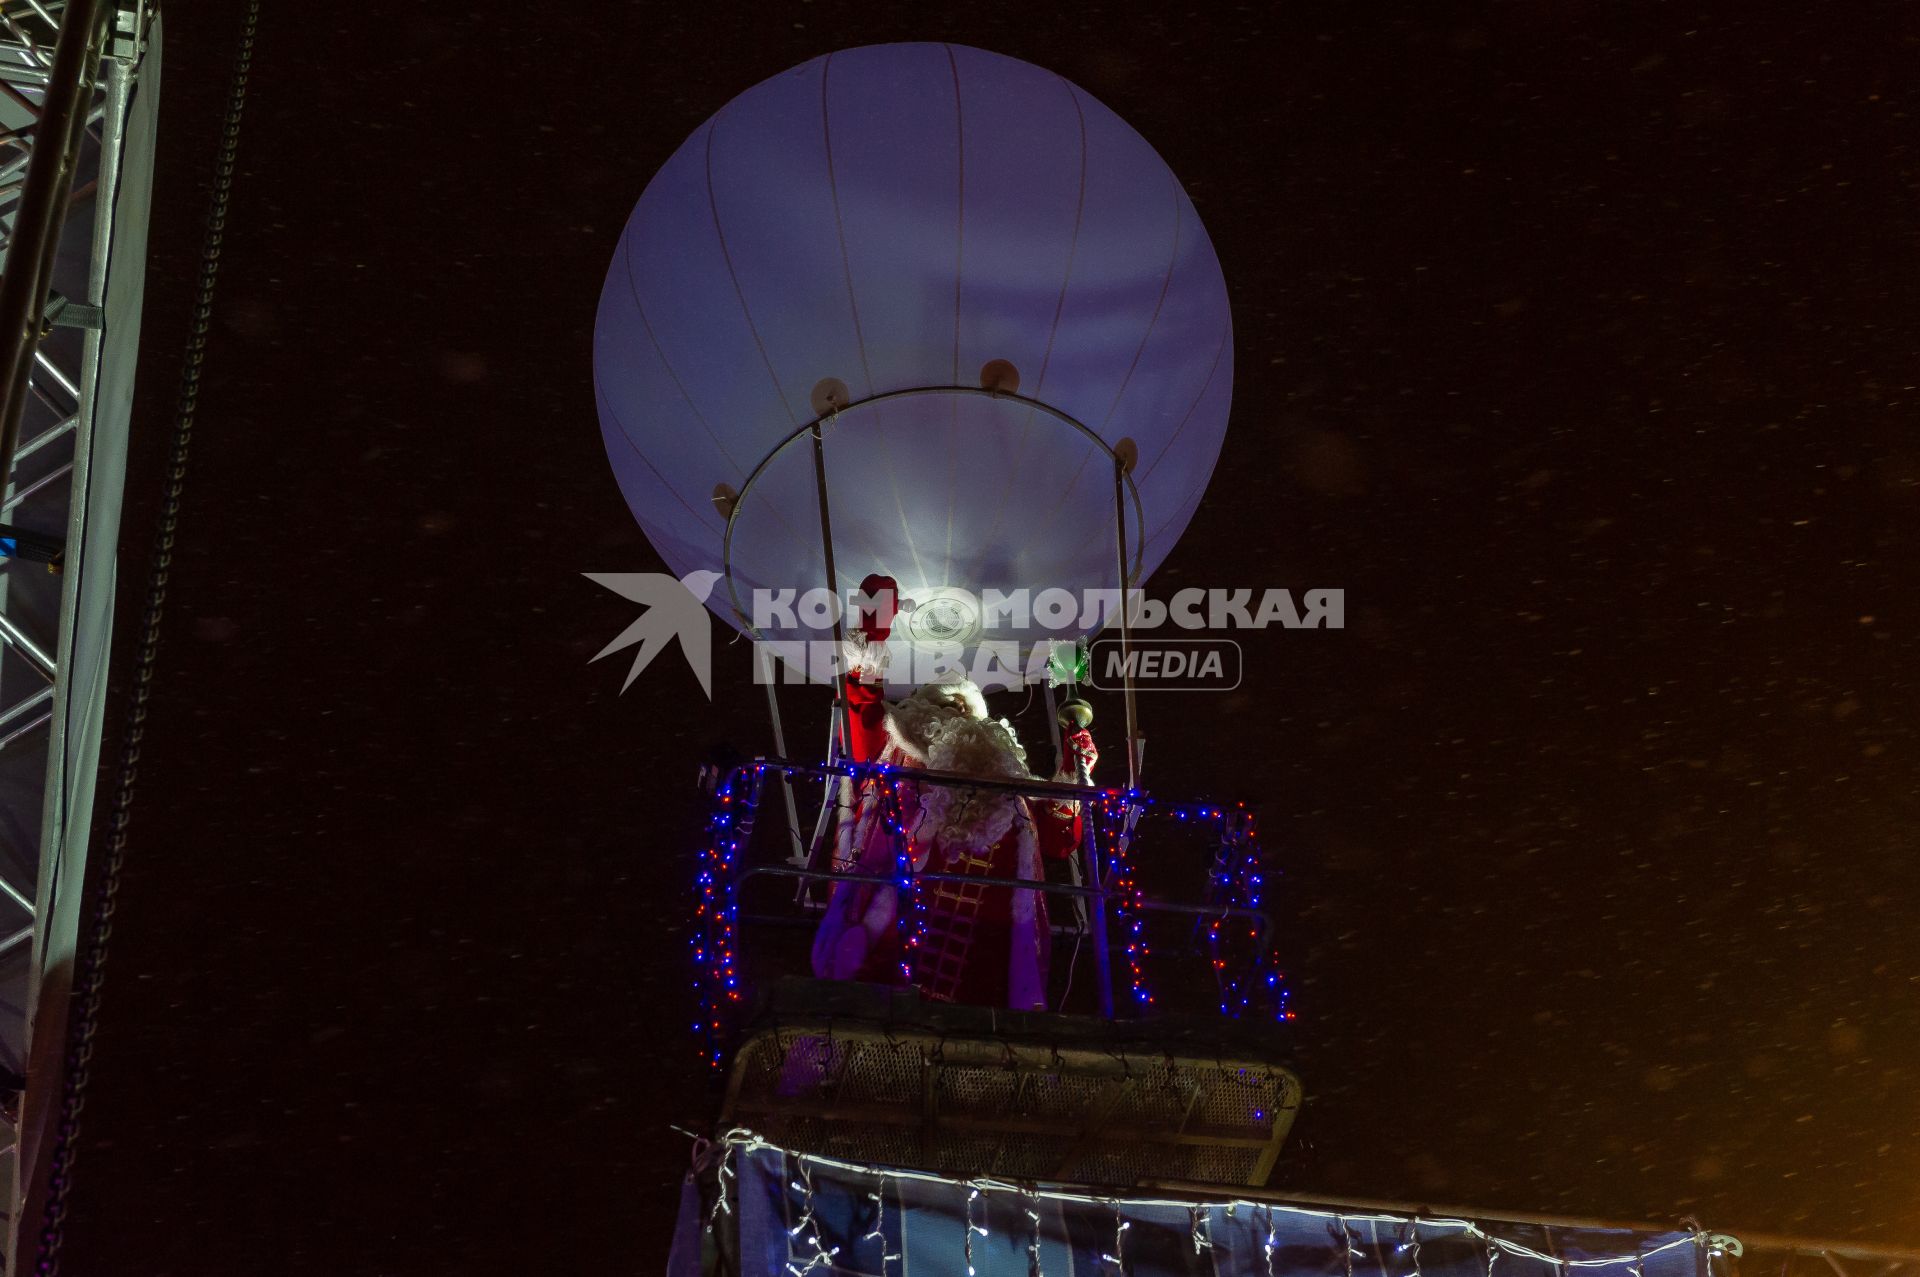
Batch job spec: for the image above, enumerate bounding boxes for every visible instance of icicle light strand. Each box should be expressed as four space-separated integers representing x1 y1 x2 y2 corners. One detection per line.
717 1133 1702 1274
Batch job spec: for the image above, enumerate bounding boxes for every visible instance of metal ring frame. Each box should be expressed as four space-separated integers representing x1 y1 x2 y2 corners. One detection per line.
719 384 1148 649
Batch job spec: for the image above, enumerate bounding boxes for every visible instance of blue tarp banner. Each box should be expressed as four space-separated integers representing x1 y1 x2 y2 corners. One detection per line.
716 1137 1707 1277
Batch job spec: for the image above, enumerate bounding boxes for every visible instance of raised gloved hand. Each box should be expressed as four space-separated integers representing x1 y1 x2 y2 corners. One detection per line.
1060 727 1098 784
854 573 899 644
843 573 899 685
1054 699 1096 783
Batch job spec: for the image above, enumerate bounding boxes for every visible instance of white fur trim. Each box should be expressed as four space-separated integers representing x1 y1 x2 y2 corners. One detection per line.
841 633 891 683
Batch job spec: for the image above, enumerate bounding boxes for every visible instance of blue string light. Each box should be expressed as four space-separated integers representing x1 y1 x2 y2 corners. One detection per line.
692 764 763 1069
1096 790 1156 1008
1186 801 1295 1023
877 777 928 985
689 759 1293 1069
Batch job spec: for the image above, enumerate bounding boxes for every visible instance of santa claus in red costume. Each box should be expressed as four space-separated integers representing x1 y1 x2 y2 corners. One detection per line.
810 575 1096 1011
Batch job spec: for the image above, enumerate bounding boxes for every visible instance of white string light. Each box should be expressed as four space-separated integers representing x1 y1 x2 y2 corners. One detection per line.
1025 1188 1046 1277
1192 1206 1216 1255
1100 1203 1131 1274
965 1185 991 1277
784 1160 842 1277
864 1183 902 1276
718 1134 1705 1274
707 1148 737 1230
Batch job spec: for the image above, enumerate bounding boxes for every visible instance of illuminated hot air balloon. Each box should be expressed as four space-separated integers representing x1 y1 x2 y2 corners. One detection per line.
594 42 1232 684
608 51 1319 1209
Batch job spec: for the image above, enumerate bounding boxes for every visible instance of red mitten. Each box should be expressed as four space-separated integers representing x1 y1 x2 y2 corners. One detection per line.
1040 728 1097 862
1059 728 1098 784
854 573 898 643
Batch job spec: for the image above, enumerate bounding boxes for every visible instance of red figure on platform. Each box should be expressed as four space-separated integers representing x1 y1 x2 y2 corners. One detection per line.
809 576 1096 1010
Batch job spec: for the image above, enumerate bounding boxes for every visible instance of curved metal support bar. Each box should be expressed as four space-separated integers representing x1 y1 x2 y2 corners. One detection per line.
720 385 1148 652
1113 454 1140 788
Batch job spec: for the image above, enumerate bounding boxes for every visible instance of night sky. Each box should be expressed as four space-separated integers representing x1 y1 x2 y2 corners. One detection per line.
58 2 1920 1272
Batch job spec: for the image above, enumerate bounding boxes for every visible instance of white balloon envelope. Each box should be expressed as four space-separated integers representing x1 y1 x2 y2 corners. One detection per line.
594 42 1233 679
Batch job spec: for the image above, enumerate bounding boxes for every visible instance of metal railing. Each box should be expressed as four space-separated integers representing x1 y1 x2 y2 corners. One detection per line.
711 756 1278 1023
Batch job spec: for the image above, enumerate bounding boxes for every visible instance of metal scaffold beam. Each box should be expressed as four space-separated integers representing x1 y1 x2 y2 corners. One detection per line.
1737 1238 1920 1277
0 0 159 1269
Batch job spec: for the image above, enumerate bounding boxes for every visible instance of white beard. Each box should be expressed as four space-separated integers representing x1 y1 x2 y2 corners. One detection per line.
912 714 1029 853
883 690 968 764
